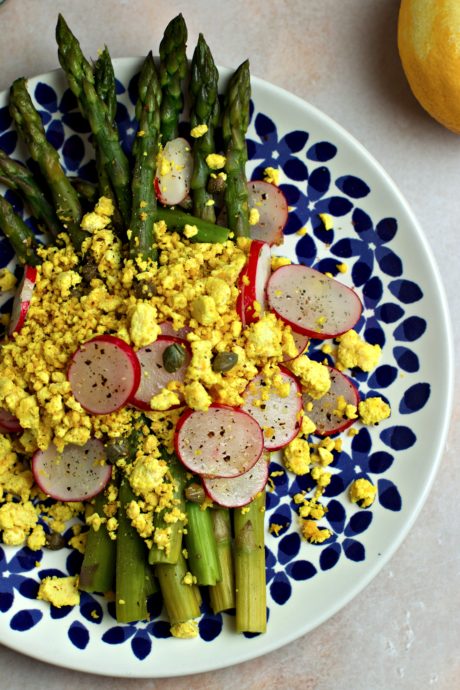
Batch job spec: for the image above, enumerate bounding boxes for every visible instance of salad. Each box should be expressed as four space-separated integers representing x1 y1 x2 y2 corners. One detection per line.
0 14 391 640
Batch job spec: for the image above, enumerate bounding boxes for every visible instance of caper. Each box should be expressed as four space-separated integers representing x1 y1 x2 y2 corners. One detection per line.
163 343 186 373
212 351 238 373
45 531 66 551
105 437 130 463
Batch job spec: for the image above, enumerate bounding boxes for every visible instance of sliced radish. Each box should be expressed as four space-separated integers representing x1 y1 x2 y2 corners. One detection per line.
175 403 264 478
267 264 362 339
203 452 269 508
282 329 310 363
247 180 288 245
32 438 111 502
8 265 37 336
131 335 190 411
236 240 272 326
242 366 302 450
154 137 193 205
0 408 22 433
160 321 191 340
305 366 360 436
68 335 141 415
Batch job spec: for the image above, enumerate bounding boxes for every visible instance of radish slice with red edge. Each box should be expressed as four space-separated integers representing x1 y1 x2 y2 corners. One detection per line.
203 452 269 508
236 240 272 326
267 264 362 338
0 408 22 433
305 366 360 436
32 438 111 502
247 180 288 245
282 329 310 363
241 365 302 450
68 335 141 415
8 264 37 336
175 403 264 478
154 137 193 205
131 335 190 411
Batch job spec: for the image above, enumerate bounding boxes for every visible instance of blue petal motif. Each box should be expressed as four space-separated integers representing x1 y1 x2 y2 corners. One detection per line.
343 538 365 562
380 425 416 451
68 621 90 650
286 560 317 581
378 479 402 511
345 511 373 536
393 316 427 342
277 532 301 565
131 631 152 660
393 346 420 372
62 134 85 171
35 82 59 113
388 279 423 304
199 614 223 642
0 131 18 155
335 175 370 199
306 141 337 162
399 383 431 414
319 544 341 571
10 608 43 631
368 365 398 389
102 625 136 644
0 105 12 132
270 571 292 605
368 451 394 474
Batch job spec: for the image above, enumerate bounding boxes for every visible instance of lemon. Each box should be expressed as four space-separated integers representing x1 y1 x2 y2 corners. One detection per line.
398 0 460 133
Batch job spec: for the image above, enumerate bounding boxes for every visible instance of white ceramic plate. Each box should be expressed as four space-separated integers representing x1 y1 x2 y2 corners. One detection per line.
0 58 454 677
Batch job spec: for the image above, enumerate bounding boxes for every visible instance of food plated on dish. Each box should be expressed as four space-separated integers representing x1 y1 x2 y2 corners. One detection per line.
0 13 452 678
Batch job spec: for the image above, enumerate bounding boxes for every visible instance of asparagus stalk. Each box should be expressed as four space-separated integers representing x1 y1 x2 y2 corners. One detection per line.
70 177 98 205
0 149 61 238
222 60 251 238
56 14 131 226
159 13 188 143
209 509 235 614
234 490 267 633
184 500 221 586
149 452 187 565
79 488 116 594
129 53 161 263
155 554 201 626
0 195 41 265
9 77 86 248
189 33 220 222
154 207 230 243
115 474 156 623
93 46 123 230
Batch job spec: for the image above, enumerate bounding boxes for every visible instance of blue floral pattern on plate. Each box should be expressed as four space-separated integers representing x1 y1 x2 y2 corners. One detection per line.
0 60 449 677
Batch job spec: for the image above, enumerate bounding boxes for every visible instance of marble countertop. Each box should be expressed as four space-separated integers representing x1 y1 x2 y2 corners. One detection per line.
0 1 458 688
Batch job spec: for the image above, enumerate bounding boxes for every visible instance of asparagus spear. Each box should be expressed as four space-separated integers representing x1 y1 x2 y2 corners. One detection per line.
93 46 123 230
56 14 131 226
184 500 221 586
79 488 116 594
149 451 187 566
209 509 235 614
116 474 157 623
159 13 188 143
222 60 251 238
9 77 86 249
154 207 230 243
0 195 41 265
0 149 61 238
234 490 267 633
129 53 161 263
70 177 98 206
155 553 201 626
189 34 220 222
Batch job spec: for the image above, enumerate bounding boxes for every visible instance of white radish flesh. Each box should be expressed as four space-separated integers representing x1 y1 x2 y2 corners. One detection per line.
247 180 288 245
131 336 190 411
175 404 264 478
0 408 22 433
242 366 302 450
160 321 191 340
68 335 141 415
32 438 111 502
8 264 37 336
267 264 362 338
282 329 310 363
203 452 269 508
154 137 193 205
236 240 272 326
305 366 360 436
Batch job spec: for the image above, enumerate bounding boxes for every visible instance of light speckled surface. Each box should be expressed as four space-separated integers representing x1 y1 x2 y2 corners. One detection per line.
0 0 458 687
